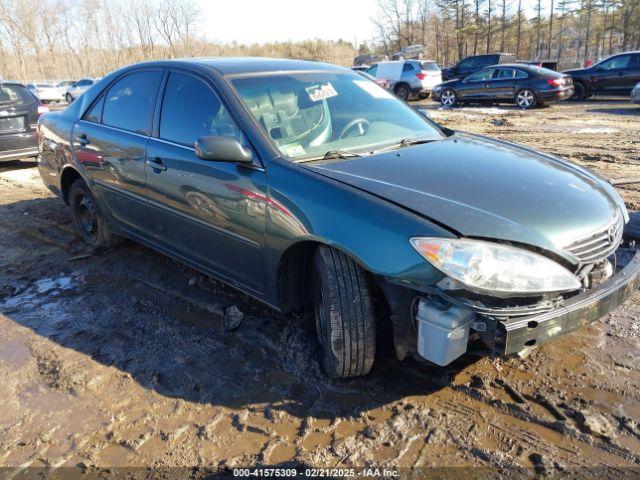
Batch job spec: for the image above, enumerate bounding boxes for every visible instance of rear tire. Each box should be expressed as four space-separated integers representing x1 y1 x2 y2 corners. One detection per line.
515 89 537 109
394 83 411 101
69 178 122 248
313 246 376 378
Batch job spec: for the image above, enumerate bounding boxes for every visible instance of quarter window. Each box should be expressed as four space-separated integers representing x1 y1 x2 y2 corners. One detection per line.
102 71 162 135
84 96 104 123
159 72 242 147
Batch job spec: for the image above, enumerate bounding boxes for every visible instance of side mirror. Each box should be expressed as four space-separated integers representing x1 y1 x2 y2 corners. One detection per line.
195 135 253 163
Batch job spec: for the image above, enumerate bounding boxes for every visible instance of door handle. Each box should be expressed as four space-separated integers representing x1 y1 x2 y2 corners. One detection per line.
76 133 89 146
145 158 167 171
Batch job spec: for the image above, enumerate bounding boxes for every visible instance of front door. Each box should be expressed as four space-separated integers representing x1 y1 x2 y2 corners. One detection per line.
73 69 163 238
592 54 634 95
459 68 496 101
145 70 267 292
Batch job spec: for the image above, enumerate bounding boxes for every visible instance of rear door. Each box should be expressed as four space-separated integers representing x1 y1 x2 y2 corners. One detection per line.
73 69 163 239
490 68 526 100
145 70 267 292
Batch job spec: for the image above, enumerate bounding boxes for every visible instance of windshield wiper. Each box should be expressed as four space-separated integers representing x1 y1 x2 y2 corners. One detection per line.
295 149 363 163
370 136 438 154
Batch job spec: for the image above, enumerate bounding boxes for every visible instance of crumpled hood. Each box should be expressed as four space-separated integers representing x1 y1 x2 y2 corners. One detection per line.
304 134 625 263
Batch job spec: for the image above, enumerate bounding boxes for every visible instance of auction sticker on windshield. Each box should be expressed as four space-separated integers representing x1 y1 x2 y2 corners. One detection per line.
307 83 338 102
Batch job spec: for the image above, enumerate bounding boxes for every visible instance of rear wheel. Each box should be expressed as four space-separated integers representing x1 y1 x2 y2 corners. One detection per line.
313 246 376 378
515 89 537 109
440 88 458 107
69 179 122 248
394 83 411 101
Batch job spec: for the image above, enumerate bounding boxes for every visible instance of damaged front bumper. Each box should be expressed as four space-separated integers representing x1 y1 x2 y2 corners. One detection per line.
413 243 640 366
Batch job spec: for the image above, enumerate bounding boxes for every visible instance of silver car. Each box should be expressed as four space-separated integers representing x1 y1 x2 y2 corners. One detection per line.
65 78 96 103
632 82 640 104
367 60 442 100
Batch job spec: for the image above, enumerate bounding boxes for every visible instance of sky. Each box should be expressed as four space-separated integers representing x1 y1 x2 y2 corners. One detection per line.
196 0 378 45
195 0 549 45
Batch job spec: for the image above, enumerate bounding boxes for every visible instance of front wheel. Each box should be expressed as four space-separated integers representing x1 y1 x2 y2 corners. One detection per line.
515 89 537 109
313 246 376 378
571 82 586 101
69 179 122 248
440 88 458 107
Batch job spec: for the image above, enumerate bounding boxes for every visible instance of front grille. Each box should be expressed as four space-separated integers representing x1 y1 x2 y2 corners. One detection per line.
563 213 624 264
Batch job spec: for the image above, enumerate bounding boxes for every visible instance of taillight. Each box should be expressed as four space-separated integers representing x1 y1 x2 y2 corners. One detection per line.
547 78 562 87
416 72 427 80
37 104 50 116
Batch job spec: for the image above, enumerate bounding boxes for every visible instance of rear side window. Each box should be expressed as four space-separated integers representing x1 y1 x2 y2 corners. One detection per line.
420 62 440 71
0 84 34 104
402 63 415 72
102 71 162 135
159 72 242 147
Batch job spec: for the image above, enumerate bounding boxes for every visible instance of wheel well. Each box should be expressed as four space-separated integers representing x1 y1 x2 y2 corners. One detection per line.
394 82 410 92
276 241 390 319
60 167 81 205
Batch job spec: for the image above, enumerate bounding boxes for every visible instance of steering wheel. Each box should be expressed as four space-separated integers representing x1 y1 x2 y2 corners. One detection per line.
339 118 370 139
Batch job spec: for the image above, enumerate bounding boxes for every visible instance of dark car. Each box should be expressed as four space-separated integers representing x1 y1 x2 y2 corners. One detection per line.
441 53 516 81
431 64 573 108
564 51 640 100
517 60 558 71
0 81 47 162
37 58 640 378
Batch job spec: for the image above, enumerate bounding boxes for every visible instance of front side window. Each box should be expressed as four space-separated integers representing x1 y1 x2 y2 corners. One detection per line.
231 71 443 161
467 69 494 82
597 54 632 70
160 72 242 147
457 57 476 69
402 63 415 72
102 71 162 135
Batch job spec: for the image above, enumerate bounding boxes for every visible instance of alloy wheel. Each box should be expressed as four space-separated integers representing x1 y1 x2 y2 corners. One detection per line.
516 90 535 108
441 90 456 107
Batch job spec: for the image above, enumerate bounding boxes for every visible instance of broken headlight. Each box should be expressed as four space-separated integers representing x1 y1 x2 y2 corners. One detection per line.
410 237 581 295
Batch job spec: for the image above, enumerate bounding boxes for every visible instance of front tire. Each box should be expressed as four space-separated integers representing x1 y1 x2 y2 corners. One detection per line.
571 82 586 101
69 179 122 248
440 88 458 107
313 246 376 378
515 89 537 109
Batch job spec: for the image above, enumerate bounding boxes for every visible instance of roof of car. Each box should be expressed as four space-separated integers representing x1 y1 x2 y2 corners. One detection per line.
135 57 346 76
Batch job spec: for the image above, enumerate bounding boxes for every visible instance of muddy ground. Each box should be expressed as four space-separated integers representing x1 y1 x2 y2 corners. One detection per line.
0 99 639 477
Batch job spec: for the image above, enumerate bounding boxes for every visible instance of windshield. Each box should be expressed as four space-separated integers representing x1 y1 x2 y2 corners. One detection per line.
231 71 443 161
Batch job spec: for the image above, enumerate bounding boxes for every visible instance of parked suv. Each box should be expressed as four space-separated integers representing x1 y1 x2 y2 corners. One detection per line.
65 78 97 103
441 53 516 81
367 60 442 100
564 51 640 99
0 81 46 162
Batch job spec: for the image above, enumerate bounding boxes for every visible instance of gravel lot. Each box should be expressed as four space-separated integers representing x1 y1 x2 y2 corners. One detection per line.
0 99 639 477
